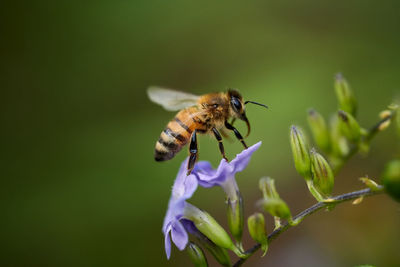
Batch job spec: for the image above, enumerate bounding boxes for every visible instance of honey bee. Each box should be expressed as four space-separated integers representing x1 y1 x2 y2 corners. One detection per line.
148 87 267 175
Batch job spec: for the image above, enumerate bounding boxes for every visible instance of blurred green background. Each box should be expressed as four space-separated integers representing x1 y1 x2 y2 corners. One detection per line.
2 1 400 266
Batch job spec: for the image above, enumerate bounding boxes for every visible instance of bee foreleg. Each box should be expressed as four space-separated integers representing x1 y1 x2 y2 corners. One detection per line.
224 121 248 149
212 127 228 161
187 129 198 175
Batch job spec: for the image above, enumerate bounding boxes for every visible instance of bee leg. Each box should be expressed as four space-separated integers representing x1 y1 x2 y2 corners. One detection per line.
212 127 228 161
187 129 198 175
224 121 248 149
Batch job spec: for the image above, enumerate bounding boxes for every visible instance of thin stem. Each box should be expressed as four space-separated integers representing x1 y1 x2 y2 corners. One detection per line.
233 186 383 267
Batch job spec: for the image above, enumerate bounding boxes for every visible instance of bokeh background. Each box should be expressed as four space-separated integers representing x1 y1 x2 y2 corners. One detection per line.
2 1 400 266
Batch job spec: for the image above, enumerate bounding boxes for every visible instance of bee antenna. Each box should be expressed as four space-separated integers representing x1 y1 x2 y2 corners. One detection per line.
244 101 269 109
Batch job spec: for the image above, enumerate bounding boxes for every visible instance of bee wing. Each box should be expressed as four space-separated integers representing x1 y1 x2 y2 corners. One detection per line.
147 86 200 111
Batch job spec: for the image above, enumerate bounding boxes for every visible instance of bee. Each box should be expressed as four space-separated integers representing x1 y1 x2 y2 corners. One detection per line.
148 87 268 175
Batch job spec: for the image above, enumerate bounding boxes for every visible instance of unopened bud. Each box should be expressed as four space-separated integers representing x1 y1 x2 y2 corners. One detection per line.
290 126 312 178
259 177 279 199
382 159 400 202
258 177 292 221
334 73 357 116
183 203 245 258
247 213 268 256
185 222 231 267
187 242 208 267
379 110 391 119
329 115 350 162
310 149 334 197
338 110 361 142
307 109 331 153
359 177 382 191
352 196 364 205
259 198 291 221
378 111 391 131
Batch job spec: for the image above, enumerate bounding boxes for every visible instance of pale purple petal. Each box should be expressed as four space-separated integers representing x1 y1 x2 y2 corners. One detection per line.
171 220 189 251
194 142 262 187
196 159 233 187
162 159 199 258
230 141 262 172
164 226 172 259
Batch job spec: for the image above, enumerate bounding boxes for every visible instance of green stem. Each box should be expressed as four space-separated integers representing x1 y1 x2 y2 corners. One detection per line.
233 186 383 267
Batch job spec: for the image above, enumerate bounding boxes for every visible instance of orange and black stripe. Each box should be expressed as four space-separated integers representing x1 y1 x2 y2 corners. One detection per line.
154 109 198 161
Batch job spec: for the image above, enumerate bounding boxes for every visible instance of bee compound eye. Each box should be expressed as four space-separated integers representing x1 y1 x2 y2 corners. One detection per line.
231 97 242 112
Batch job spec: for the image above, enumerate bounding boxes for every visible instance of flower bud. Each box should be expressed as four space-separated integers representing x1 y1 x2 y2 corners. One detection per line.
329 115 350 158
185 221 231 267
310 149 334 197
247 213 268 256
258 177 292 221
187 242 208 267
259 198 291 221
307 109 331 153
334 73 357 116
183 203 245 258
382 159 400 202
359 177 382 192
259 177 279 199
290 126 312 178
338 110 361 142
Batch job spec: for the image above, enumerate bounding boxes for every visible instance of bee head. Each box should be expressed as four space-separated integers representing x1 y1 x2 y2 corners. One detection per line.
228 89 250 136
228 89 268 137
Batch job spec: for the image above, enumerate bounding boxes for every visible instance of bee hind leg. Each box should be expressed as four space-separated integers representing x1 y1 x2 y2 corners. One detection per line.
187 129 198 175
224 121 248 149
212 127 228 161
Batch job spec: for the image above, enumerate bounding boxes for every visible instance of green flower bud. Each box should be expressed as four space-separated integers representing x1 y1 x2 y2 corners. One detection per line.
187 242 208 267
307 109 331 153
338 110 361 142
184 203 245 258
259 198 291 221
290 126 312 178
382 159 400 202
310 149 334 197
247 213 268 256
359 177 382 192
258 177 292 221
259 177 279 199
190 229 231 267
334 73 357 116
329 115 350 158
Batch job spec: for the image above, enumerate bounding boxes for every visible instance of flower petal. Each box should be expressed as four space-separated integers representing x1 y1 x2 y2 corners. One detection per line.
171 220 189 251
230 141 262 172
172 160 198 200
164 225 172 259
182 174 198 199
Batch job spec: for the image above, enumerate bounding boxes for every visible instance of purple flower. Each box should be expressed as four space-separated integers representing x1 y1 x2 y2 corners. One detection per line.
194 141 262 190
162 160 198 259
162 142 262 259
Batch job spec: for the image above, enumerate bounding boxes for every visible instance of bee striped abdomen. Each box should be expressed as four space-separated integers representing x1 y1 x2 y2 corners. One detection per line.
154 109 197 161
